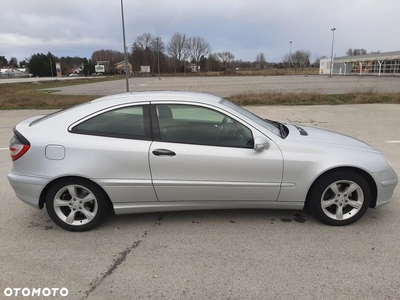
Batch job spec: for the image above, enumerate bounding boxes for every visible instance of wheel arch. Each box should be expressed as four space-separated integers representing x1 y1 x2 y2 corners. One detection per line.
305 166 378 208
38 176 114 211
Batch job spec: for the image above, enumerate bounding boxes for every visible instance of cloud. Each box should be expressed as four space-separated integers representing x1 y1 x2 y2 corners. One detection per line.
1 0 400 62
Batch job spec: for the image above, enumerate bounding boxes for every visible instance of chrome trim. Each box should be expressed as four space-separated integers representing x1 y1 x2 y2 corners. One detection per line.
152 180 281 187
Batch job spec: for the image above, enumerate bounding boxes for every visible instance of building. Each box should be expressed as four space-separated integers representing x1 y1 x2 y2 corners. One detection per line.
0 68 32 78
187 63 200 72
320 51 400 76
115 61 132 74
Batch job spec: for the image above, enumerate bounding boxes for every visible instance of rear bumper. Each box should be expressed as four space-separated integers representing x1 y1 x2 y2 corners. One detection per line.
372 168 398 208
7 172 48 209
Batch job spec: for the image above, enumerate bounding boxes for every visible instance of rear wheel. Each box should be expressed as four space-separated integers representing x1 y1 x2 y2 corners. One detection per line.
46 178 109 231
308 170 371 226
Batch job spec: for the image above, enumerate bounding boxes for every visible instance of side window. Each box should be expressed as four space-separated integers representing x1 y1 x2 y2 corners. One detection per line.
156 104 254 148
71 105 150 139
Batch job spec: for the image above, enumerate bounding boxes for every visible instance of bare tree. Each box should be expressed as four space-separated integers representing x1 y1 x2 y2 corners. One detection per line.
131 33 157 71
133 33 155 51
312 55 326 68
150 37 165 75
150 37 165 55
187 36 211 71
216 51 235 70
255 52 266 70
167 32 189 72
345 48 367 56
283 50 311 72
91 49 124 63
292 50 311 72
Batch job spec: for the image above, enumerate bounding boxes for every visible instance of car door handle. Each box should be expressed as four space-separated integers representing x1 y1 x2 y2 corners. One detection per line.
152 149 176 157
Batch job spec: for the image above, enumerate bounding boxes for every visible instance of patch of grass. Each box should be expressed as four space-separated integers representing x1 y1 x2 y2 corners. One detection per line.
0 78 113 109
227 92 400 106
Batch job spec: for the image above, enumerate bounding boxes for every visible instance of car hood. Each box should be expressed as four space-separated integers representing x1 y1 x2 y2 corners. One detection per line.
286 124 378 153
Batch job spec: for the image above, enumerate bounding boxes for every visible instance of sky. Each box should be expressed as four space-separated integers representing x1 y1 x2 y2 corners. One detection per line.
1 0 400 64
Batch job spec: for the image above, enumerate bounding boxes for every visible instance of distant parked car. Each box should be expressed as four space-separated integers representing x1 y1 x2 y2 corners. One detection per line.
8 92 398 231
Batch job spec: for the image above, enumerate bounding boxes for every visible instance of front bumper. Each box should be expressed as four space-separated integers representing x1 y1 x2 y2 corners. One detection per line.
372 168 398 207
7 172 48 209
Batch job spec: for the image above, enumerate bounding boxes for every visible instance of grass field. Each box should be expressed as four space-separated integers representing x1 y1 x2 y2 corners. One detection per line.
1 77 400 109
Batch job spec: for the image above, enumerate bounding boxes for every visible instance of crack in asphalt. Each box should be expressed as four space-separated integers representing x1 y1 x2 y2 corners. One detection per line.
82 232 147 299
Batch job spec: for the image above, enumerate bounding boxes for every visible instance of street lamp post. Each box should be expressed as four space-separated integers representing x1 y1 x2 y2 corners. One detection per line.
288 41 292 75
157 51 161 80
329 28 336 77
49 58 53 77
120 0 129 92
156 38 161 80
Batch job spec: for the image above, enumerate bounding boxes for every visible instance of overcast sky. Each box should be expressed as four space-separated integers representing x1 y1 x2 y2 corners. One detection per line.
1 0 399 63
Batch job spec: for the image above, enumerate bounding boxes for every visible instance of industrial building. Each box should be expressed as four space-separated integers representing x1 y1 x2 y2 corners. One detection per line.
319 51 400 76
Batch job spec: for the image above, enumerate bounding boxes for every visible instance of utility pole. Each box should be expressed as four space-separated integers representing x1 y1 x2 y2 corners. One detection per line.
120 0 129 92
157 37 161 80
329 28 336 77
49 58 53 77
288 41 292 75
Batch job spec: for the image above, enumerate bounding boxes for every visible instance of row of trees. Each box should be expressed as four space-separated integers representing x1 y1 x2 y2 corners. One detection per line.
4 32 381 77
345 48 380 56
130 32 213 73
1 53 97 77
0 56 27 68
282 50 313 72
121 32 284 74
2 49 312 77
26 53 97 77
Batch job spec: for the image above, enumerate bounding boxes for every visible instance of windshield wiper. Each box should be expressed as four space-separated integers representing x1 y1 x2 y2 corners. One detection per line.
264 119 287 138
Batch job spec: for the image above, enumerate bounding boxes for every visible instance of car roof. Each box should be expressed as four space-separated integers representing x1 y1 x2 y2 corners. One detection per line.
28 92 224 127
90 91 222 105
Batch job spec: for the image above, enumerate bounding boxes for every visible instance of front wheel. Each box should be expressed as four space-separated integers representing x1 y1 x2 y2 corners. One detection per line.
46 178 109 231
308 170 371 226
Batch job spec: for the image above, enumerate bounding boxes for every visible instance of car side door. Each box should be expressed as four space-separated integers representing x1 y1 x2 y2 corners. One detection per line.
68 103 157 203
149 103 283 202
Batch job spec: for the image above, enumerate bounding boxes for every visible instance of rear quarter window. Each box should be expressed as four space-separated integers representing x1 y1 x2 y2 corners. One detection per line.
71 105 150 139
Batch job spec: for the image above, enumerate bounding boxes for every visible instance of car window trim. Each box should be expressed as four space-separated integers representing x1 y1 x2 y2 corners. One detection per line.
69 103 152 141
150 102 254 149
150 104 161 140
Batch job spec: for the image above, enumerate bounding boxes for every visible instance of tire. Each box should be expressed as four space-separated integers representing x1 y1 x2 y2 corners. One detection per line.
46 178 109 231
308 170 371 226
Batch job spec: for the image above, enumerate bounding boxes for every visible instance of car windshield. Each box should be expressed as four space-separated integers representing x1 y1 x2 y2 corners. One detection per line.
219 99 282 137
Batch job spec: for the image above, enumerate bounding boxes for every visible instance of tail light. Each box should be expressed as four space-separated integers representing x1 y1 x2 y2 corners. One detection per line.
10 135 30 161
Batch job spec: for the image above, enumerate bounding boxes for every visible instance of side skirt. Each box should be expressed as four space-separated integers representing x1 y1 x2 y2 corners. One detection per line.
113 201 304 215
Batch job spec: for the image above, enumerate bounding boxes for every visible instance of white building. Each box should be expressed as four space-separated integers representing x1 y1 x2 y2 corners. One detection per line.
320 51 400 76
0 68 32 78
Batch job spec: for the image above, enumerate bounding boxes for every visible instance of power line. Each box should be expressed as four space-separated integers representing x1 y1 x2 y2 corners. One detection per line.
0 41 90 54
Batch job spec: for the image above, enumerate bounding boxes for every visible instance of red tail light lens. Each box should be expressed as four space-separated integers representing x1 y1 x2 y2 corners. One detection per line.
10 136 30 161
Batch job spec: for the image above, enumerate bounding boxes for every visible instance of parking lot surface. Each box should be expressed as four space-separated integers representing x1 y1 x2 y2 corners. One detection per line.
0 104 399 300
39 75 400 97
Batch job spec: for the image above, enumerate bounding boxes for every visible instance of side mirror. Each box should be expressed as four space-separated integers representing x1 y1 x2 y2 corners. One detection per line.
254 136 270 151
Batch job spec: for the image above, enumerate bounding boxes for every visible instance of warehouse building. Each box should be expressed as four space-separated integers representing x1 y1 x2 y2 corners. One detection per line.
319 51 400 76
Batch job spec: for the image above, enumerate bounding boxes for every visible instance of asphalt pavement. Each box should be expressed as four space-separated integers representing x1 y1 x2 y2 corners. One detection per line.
0 104 399 299
40 75 400 98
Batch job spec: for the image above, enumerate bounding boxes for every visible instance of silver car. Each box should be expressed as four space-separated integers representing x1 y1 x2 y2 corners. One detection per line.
8 91 398 231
